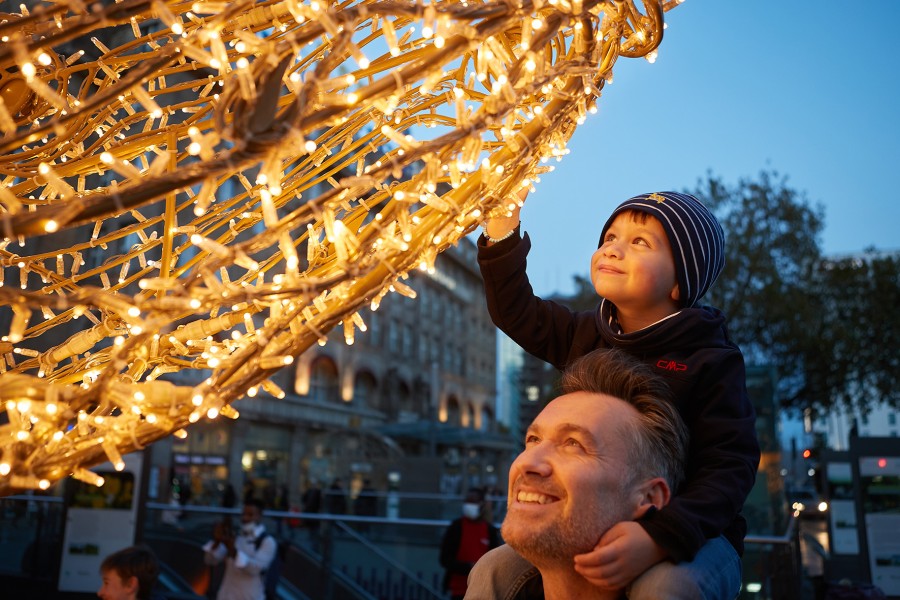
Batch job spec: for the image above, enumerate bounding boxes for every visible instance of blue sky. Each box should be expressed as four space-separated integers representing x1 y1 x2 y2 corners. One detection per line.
515 0 900 296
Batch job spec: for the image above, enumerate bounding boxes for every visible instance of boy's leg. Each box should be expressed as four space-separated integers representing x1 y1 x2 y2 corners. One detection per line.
627 536 742 600
464 544 536 600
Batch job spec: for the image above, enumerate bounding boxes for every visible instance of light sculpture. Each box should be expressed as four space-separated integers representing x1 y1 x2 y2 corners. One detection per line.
0 0 680 494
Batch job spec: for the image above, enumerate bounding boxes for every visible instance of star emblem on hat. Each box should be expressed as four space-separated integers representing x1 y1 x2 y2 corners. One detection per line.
649 192 666 203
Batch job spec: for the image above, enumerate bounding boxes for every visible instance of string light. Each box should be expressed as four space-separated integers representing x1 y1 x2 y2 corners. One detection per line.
0 0 679 494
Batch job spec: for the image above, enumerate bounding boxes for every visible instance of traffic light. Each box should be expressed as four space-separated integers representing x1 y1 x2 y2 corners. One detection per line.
802 448 812 459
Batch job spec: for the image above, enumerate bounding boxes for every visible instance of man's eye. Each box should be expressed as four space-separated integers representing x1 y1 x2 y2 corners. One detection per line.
564 438 583 449
525 434 540 445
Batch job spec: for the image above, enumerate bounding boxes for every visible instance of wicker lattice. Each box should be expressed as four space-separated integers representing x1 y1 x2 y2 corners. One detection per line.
0 0 676 493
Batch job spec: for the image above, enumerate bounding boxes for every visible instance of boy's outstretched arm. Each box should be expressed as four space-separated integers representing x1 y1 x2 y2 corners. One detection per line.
572 521 666 590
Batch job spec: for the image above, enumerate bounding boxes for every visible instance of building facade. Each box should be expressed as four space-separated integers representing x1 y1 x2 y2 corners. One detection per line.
148 238 518 512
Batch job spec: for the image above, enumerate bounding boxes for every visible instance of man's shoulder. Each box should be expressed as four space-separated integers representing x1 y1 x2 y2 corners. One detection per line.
466 545 541 600
509 567 543 600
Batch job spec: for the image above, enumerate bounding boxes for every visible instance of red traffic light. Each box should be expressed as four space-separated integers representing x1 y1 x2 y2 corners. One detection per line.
803 449 812 459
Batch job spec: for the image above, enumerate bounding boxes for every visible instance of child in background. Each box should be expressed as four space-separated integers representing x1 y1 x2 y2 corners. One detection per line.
473 190 760 599
97 545 162 600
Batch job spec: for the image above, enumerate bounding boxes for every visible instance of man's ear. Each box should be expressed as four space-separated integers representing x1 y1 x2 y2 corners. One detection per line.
631 477 671 520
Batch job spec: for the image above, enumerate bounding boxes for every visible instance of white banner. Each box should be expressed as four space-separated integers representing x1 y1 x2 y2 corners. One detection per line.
57 453 143 593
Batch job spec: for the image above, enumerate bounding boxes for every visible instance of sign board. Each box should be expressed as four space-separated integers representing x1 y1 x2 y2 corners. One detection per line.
826 461 860 555
859 455 900 596
57 452 143 592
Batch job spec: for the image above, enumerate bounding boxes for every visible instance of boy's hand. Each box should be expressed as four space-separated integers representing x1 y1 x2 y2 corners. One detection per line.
484 187 527 242
572 521 666 590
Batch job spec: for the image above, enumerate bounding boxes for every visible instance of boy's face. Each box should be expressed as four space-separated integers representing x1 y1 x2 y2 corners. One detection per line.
97 568 137 600
591 211 679 321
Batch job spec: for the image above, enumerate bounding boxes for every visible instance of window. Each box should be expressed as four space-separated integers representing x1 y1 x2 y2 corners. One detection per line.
420 293 429 319
401 323 412 357
396 381 413 414
418 334 429 363
480 406 494 431
444 396 461 426
309 357 339 403
432 295 441 320
460 401 471 428
387 320 399 353
368 312 380 345
353 371 377 409
430 337 440 364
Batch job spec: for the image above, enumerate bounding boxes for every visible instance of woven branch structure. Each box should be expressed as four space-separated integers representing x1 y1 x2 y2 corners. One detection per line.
0 0 679 494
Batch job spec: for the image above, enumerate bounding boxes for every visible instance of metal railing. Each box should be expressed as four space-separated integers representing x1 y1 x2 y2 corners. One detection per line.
1 494 806 600
143 503 449 600
742 516 804 600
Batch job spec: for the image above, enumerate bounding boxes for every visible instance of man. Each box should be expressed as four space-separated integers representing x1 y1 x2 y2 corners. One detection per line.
97 545 162 600
325 478 347 514
204 498 276 600
353 478 378 517
466 348 689 599
440 487 502 599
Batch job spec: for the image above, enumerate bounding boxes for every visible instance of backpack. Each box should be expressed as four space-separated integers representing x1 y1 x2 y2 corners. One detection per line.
253 533 287 600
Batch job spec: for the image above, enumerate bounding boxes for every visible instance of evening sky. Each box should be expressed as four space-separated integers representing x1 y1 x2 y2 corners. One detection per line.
509 0 900 296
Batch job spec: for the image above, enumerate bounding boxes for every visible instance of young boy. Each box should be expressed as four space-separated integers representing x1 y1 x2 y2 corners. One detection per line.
97 545 161 600
473 190 760 599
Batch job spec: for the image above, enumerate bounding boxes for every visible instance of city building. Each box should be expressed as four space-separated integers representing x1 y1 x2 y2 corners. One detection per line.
515 344 558 440
808 403 899 450
148 238 518 510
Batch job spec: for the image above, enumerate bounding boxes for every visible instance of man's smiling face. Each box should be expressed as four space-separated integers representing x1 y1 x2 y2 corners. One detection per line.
501 391 641 566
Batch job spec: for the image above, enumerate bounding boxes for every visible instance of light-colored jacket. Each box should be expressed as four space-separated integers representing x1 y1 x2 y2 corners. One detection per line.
203 524 276 600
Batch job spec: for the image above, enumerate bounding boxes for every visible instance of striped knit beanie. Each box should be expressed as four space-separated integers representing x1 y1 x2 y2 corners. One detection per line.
599 191 725 308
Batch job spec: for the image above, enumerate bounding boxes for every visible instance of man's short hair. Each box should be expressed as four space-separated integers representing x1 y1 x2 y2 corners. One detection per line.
560 348 689 492
100 545 159 600
464 487 486 502
245 497 265 513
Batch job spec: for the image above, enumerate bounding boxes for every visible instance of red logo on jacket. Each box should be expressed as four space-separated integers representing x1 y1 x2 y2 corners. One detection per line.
657 359 687 372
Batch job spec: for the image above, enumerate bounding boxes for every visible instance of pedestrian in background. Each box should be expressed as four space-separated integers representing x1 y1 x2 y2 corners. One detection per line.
299 479 323 545
222 483 237 509
325 478 347 515
203 498 276 600
354 479 378 534
354 479 378 517
439 488 501 600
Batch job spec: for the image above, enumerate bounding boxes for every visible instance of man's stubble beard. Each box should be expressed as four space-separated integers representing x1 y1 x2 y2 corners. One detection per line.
501 488 631 568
